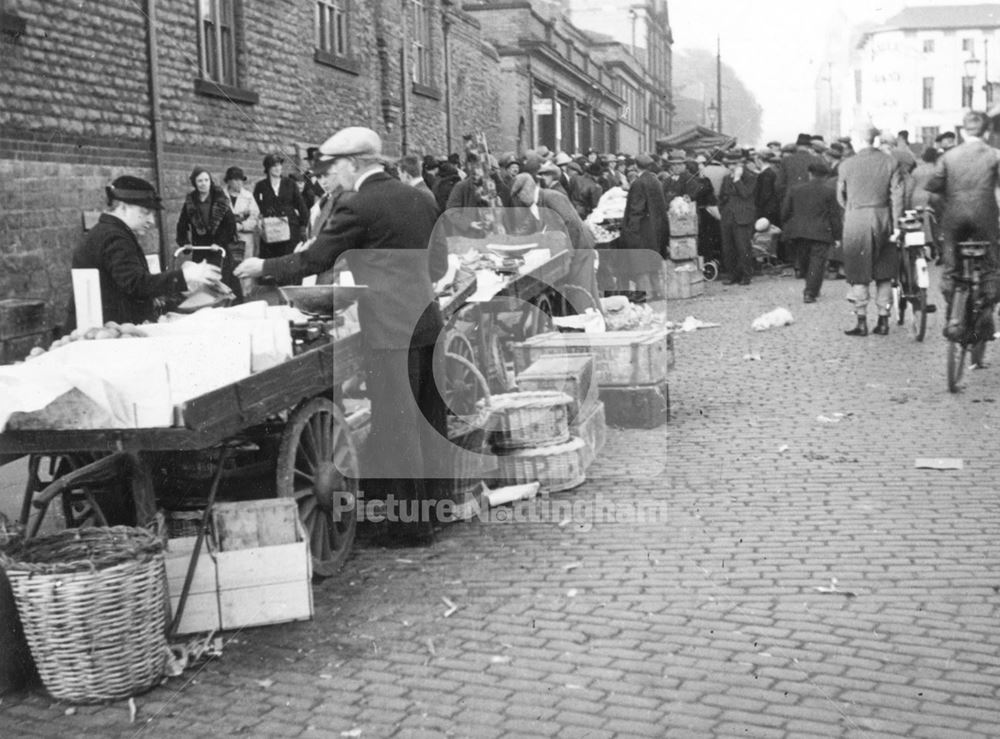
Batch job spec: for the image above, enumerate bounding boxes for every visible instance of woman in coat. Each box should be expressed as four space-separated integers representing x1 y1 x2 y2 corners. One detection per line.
253 153 309 259
176 166 242 299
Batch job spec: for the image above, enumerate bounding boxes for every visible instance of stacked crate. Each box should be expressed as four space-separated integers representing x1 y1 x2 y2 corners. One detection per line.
516 354 604 470
665 199 704 299
513 328 672 429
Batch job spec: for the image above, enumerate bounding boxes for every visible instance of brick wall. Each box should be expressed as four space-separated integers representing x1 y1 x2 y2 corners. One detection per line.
0 0 504 336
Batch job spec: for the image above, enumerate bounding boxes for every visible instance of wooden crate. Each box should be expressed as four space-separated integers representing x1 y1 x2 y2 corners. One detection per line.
599 382 670 429
513 328 672 388
667 208 697 238
515 353 595 420
570 400 606 470
668 235 698 261
664 260 704 300
165 499 312 635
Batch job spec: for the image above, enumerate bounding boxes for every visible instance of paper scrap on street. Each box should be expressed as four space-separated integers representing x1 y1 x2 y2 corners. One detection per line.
751 307 794 331
816 412 851 424
915 458 964 470
743 352 762 361
667 315 721 332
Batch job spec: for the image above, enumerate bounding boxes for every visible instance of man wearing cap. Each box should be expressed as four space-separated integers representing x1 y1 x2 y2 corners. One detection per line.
718 150 758 285
67 176 222 330
620 153 669 299
837 125 905 336
537 160 569 199
926 110 1000 341
781 161 842 303
776 134 819 270
935 131 957 153
572 161 604 220
236 127 447 546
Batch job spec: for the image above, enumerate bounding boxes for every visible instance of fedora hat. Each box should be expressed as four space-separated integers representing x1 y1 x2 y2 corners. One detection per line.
795 133 813 147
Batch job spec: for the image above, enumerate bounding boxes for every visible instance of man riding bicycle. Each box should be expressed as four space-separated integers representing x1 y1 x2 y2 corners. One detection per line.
924 110 1000 339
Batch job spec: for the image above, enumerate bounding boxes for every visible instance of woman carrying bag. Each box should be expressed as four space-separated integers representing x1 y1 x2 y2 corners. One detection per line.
175 166 243 301
253 152 309 259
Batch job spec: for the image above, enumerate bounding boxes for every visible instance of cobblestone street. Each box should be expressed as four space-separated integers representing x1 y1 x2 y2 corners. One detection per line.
3 268 1000 738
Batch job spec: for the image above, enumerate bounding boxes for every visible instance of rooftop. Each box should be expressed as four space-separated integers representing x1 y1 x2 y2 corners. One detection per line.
878 4 1000 31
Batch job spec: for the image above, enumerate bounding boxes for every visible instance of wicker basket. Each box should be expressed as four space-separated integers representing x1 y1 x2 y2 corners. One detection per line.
496 436 587 492
480 391 574 451
0 526 168 704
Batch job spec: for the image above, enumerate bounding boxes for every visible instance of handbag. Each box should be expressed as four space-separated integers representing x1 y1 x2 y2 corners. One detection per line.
261 216 291 243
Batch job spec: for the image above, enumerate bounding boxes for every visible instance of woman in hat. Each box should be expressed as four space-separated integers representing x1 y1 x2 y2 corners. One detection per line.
176 166 243 300
253 152 309 259
224 166 260 296
67 175 222 330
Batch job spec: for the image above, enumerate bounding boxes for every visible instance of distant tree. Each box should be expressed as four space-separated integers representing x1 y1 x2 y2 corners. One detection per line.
671 48 763 144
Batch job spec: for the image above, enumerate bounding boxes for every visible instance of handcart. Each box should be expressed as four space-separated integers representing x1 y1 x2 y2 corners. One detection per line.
1 304 367 583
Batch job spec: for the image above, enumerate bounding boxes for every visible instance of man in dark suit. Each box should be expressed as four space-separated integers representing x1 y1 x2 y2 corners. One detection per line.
781 161 842 303
620 154 669 299
718 149 758 285
775 133 817 269
237 127 447 546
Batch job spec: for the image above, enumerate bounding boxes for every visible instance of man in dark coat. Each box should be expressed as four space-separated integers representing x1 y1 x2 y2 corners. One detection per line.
836 125 904 336
781 161 842 303
620 154 669 299
926 110 1000 338
775 133 818 268
237 127 447 546
67 176 221 330
718 150 758 285
754 151 782 227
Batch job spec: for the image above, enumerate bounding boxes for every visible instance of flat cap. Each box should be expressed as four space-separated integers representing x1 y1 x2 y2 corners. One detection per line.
318 126 383 159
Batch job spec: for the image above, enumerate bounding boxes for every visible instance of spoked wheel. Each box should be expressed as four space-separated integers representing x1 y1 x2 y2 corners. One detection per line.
703 260 719 282
910 287 928 342
443 352 491 417
22 452 136 535
485 324 514 393
947 340 968 393
521 294 554 338
276 398 358 577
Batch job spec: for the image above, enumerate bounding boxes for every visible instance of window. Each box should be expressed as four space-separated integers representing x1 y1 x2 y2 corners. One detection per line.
962 38 974 52
923 39 934 53
920 126 939 148
411 0 433 86
962 76 974 108
922 76 934 109
316 0 348 57
198 0 237 87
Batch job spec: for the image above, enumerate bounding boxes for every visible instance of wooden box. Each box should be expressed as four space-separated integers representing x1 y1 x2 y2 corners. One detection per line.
599 382 670 429
514 328 672 388
667 207 698 238
165 499 313 635
664 261 704 300
668 235 698 261
515 353 595 420
570 400 606 470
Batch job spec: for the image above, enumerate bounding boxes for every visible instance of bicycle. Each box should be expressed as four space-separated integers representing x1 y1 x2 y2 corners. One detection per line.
893 210 935 341
945 240 994 392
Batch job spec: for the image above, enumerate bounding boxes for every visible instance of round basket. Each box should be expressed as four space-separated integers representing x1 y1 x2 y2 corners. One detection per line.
0 526 168 704
496 436 587 492
480 391 574 451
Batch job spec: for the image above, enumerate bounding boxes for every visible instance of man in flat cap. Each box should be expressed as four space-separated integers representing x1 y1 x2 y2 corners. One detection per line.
67 175 222 330
781 161 842 303
237 127 447 546
620 154 669 299
718 150 758 285
776 133 819 272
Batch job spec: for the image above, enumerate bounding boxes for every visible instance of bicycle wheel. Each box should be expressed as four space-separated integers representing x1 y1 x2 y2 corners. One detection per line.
947 339 967 392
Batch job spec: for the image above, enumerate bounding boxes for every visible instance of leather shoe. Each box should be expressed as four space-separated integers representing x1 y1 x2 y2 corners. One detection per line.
844 317 868 336
872 315 890 335
740 278 752 286
803 294 816 303
724 278 741 285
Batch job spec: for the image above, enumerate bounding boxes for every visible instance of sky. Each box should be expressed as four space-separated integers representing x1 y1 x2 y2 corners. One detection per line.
669 0 975 143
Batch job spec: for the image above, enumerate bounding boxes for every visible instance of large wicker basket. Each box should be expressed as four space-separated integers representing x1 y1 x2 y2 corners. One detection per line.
480 391 574 450
496 436 587 492
0 526 168 704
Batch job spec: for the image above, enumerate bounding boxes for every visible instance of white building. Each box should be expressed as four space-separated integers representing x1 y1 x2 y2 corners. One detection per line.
849 4 1000 148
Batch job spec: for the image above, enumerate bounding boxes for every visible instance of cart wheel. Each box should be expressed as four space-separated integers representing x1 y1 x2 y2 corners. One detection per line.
703 260 719 282
445 330 476 366
560 283 600 316
22 452 135 534
521 294 554 338
485 328 514 392
276 398 358 577
443 351 491 417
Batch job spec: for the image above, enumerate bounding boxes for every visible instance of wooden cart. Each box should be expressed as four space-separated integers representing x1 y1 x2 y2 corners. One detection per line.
0 330 366 580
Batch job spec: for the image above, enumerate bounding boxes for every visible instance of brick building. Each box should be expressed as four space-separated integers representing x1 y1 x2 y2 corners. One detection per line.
0 0 502 333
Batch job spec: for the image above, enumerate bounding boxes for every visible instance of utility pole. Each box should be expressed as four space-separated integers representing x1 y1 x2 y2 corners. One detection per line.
716 35 723 134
